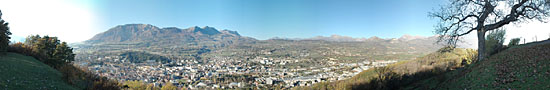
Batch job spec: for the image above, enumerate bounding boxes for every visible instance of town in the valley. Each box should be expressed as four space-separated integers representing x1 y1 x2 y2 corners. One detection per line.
77 54 397 89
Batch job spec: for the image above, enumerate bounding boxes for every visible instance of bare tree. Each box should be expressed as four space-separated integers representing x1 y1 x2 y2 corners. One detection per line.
430 0 550 61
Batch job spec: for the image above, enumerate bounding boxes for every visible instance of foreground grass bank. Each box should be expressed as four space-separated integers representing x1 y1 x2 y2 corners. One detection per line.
410 40 550 89
0 52 77 90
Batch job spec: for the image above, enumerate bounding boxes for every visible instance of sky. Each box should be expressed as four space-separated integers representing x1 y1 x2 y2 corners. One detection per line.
0 0 549 44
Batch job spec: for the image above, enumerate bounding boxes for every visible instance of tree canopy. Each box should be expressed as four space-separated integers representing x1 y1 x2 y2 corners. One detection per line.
0 9 11 53
430 0 550 60
12 35 76 68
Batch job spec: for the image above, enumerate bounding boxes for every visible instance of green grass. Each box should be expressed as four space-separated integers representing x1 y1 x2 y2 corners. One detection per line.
408 41 550 89
0 52 77 90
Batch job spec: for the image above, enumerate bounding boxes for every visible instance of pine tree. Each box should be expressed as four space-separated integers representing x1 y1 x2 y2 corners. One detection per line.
53 42 74 64
31 36 47 60
0 10 11 53
24 35 75 68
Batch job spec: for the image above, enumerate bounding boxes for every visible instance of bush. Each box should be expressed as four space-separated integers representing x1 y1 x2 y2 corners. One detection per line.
461 49 478 65
123 80 149 90
508 38 521 47
8 35 75 68
485 29 506 55
161 83 177 90
7 42 33 56
59 65 120 90
437 46 455 53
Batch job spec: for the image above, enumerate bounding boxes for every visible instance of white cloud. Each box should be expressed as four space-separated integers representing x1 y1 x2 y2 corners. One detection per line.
0 0 98 43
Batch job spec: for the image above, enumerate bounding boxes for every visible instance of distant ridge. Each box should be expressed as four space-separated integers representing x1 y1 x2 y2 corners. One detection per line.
367 36 384 41
85 24 255 44
83 24 476 49
271 34 436 42
302 35 367 42
398 34 426 41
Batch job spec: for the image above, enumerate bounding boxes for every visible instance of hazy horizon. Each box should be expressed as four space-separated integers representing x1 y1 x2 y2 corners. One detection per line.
1 0 549 44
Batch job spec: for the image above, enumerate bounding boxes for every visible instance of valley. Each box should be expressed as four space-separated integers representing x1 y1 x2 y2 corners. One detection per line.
2 0 549 89
72 24 443 89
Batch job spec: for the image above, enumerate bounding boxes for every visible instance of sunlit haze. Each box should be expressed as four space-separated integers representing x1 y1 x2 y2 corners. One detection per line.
0 0 99 43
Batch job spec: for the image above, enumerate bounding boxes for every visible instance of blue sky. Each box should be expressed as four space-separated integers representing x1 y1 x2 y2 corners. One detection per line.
95 0 444 40
1 0 548 43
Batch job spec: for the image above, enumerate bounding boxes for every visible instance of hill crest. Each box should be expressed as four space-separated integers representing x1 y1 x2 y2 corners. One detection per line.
85 24 249 44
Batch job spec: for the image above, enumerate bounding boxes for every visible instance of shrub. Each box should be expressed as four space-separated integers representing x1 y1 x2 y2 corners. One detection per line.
461 49 478 65
437 46 455 53
508 38 521 47
7 42 33 56
146 84 161 90
161 83 177 90
123 80 148 90
485 29 506 55
9 35 75 68
59 64 120 90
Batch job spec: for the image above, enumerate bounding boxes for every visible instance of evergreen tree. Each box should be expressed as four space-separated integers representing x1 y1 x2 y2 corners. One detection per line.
24 35 75 68
53 42 75 65
31 36 47 59
0 10 11 53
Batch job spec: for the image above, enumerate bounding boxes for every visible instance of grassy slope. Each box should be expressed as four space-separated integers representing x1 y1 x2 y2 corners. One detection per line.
0 52 77 90
294 48 476 90
408 40 550 89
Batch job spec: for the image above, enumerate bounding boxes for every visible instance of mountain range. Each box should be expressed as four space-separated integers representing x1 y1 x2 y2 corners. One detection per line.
296 34 430 42
87 24 446 44
86 24 256 44
74 24 462 62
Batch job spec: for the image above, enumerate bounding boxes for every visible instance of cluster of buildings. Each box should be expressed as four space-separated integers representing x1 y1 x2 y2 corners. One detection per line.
77 55 397 89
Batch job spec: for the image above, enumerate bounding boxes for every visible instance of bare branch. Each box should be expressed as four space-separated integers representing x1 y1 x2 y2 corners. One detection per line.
454 28 477 37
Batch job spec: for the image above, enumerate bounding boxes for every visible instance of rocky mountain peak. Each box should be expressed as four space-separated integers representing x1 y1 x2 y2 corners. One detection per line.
367 36 383 41
86 24 247 44
398 34 426 41
188 26 221 35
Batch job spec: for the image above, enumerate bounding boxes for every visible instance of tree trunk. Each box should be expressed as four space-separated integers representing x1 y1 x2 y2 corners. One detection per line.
477 29 486 61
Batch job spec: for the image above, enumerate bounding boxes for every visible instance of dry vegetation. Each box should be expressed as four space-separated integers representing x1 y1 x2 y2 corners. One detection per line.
293 47 477 90
411 40 550 89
